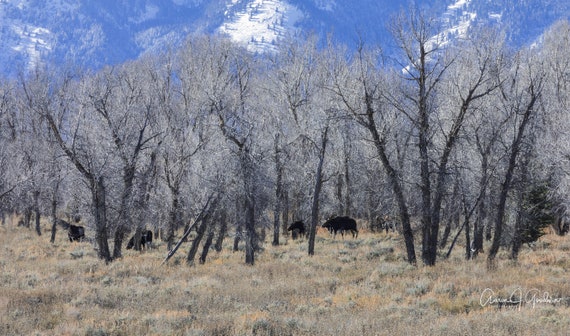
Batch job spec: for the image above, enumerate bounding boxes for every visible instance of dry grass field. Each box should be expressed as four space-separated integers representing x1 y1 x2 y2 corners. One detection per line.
1 216 570 336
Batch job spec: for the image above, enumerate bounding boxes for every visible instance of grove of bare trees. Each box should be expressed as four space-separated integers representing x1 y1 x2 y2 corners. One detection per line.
1 12 569 267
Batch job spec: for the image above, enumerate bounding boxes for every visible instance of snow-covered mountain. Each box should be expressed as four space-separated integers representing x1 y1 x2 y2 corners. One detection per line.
218 0 305 53
0 0 568 76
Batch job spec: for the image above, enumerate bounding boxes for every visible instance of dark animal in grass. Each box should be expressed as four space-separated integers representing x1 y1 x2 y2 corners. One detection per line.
287 221 306 239
127 230 153 250
68 224 85 242
322 216 358 238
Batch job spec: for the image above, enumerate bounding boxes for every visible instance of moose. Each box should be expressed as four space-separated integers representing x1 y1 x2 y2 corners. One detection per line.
127 230 153 250
287 220 306 239
322 216 358 239
68 224 85 242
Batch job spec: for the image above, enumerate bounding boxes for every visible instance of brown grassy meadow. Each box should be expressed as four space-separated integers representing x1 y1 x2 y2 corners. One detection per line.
1 216 570 336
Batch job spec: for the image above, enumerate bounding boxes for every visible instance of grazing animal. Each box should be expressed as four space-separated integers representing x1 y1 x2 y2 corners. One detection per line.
287 221 306 239
127 230 153 250
322 216 358 238
68 224 85 242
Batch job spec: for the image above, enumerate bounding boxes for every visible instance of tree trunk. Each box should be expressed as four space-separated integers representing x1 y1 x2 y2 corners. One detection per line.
465 208 472 260
113 166 137 259
166 190 180 252
473 157 488 257
511 158 529 260
439 216 452 249
23 208 32 228
50 190 57 243
308 126 329 256
113 226 128 257
446 219 466 259
200 226 215 264
187 215 210 266
239 150 257 265
214 210 227 252
233 223 241 252
367 118 417 265
418 121 433 265
132 227 143 251
33 190 41 236
281 189 289 236
344 150 351 217
272 208 280 246
488 89 539 269
439 176 461 249
162 195 216 266
93 177 112 262
45 113 112 262
510 200 525 260
487 172 512 269
273 136 283 246
475 128 502 250
244 199 256 265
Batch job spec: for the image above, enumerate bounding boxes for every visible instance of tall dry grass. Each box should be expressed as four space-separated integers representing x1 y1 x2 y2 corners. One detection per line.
1 217 569 335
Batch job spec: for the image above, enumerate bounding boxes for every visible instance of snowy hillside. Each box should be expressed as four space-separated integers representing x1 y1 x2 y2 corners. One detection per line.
441 0 477 44
0 0 568 76
217 0 305 53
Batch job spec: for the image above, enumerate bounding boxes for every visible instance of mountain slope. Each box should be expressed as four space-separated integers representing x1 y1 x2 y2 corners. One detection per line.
0 0 568 76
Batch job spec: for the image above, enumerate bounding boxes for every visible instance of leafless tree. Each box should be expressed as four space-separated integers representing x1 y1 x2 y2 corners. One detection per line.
388 9 503 265
188 36 263 265
84 61 161 258
323 39 418 264
21 68 113 261
487 48 546 269
0 80 19 207
266 36 320 245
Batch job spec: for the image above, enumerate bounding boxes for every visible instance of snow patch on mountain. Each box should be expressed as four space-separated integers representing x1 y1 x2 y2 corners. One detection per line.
448 0 469 10
3 22 53 70
488 12 502 22
217 0 305 53
0 0 569 76
439 0 477 46
404 0 477 74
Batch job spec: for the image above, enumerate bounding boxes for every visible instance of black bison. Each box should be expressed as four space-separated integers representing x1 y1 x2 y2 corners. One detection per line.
287 221 306 239
127 230 153 250
322 216 358 238
68 224 85 242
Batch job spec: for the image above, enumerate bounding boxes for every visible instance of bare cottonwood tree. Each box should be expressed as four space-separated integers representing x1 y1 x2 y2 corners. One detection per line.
22 68 113 261
487 48 545 269
0 80 19 207
85 62 161 258
270 38 338 256
189 36 262 265
267 36 320 245
433 27 506 259
539 20 570 225
4 22 570 269
388 9 503 265
390 8 456 266
324 40 418 265
307 123 330 256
